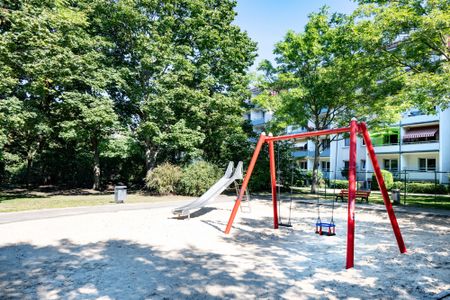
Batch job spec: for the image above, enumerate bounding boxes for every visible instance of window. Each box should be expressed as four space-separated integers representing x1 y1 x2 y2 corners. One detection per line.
321 161 330 172
362 138 366 146
344 138 350 146
322 139 331 149
343 160 349 170
419 158 436 171
384 159 398 171
383 134 398 145
361 160 366 170
297 143 308 151
299 161 308 170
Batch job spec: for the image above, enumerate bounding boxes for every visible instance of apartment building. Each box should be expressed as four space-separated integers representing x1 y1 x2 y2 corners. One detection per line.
245 103 450 184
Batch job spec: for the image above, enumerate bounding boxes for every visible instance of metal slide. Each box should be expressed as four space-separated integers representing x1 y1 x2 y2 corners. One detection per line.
172 161 243 217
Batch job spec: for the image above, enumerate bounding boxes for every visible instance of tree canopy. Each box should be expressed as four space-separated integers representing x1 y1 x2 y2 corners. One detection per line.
0 0 256 188
354 0 449 112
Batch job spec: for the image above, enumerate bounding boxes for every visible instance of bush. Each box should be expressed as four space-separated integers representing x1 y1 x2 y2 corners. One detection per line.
371 170 394 190
407 182 447 194
145 163 182 195
392 181 404 190
328 179 348 189
179 161 222 196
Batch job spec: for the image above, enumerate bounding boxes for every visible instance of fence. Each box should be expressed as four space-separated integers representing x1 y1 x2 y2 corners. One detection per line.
277 169 450 206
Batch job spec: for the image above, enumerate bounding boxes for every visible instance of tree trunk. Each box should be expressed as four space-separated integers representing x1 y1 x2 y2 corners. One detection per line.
26 157 33 189
310 138 321 193
144 143 159 175
25 147 38 189
92 139 100 190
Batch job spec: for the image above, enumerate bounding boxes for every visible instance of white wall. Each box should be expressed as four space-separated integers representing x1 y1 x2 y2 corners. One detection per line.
439 108 450 183
250 110 264 120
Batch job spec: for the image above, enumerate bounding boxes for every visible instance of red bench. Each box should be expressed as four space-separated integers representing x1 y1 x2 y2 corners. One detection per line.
335 189 371 203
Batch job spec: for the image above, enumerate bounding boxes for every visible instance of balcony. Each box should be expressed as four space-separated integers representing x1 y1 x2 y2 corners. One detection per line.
287 127 307 134
401 140 439 153
251 118 265 126
401 113 439 125
292 150 314 158
373 143 400 154
320 147 330 157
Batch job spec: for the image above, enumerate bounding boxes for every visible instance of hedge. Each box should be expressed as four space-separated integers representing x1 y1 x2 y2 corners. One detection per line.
371 170 394 190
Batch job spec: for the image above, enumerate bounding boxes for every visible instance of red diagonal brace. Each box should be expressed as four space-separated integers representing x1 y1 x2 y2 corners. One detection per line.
359 122 407 254
225 132 266 234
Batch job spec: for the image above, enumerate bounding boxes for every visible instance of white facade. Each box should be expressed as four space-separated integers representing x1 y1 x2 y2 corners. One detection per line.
245 101 450 184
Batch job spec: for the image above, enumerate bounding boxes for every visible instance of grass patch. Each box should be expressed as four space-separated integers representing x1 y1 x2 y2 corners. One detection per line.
275 187 450 210
0 191 191 213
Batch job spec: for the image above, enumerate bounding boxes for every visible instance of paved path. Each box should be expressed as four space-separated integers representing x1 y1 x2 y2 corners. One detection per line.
0 193 448 225
0 196 236 225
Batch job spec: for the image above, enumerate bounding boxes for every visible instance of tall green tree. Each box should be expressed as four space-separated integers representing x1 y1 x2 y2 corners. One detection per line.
354 0 450 112
89 0 256 173
0 0 120 189
255 8 401 192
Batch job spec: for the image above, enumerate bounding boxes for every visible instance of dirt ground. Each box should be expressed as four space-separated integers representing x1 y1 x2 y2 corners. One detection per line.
0 198 449 299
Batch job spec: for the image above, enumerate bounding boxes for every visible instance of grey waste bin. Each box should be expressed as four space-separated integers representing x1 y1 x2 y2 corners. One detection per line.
391 189 400 204
114 186 127 203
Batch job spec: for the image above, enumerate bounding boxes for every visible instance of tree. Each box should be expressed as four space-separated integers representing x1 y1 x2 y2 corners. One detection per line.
255 8 401 193
89 0 256 174
354 0 450 112
0 0 256 188
0 0 120 189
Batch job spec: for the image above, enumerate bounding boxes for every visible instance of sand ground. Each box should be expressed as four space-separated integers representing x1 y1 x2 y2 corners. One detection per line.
0 197 449 299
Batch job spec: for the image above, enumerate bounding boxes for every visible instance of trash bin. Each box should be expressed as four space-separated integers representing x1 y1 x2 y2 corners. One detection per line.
391 189 400 204
114 186 127 203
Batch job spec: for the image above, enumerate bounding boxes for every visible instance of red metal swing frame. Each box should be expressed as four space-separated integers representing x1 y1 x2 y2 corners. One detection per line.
224 119 407 269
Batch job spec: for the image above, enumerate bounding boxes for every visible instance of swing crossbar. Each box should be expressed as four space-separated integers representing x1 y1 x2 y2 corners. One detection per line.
265 127 350 142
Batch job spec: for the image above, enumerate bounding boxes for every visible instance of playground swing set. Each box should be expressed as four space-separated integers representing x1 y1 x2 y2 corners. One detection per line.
275 133 342 236
224 119 407 269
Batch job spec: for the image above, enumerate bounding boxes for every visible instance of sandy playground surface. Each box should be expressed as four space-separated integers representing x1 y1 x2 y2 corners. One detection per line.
0 196 449 299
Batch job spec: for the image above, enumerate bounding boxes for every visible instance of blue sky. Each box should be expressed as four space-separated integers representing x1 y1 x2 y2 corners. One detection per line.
234 0 358 71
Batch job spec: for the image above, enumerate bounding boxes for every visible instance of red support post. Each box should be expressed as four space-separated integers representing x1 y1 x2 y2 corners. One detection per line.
359 122 407 254
268 135 279 229
225 132 266 234
346 118 358 269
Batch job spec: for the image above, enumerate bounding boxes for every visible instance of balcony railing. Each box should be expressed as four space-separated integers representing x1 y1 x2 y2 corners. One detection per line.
251 118 265 126
373 139 439 146
292 150 314 158
373 142 399 147
288 127 307 134
402 139 439 145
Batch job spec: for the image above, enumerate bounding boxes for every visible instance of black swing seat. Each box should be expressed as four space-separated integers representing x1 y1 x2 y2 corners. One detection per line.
315 221 336 236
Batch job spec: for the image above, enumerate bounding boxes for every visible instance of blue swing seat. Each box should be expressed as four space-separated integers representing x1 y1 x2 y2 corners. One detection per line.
315 222 335 228
315 221 336 236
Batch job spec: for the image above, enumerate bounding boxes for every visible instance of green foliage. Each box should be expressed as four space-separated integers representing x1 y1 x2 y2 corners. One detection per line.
292 170 324 187
254 7 404 192
392 181 404 190
0 0 255 188
145 163 182 195
371 170 394 190
178 161 222 196
329 180 349 189
91 0 257 170
388 181 448 194
354 0 450 112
